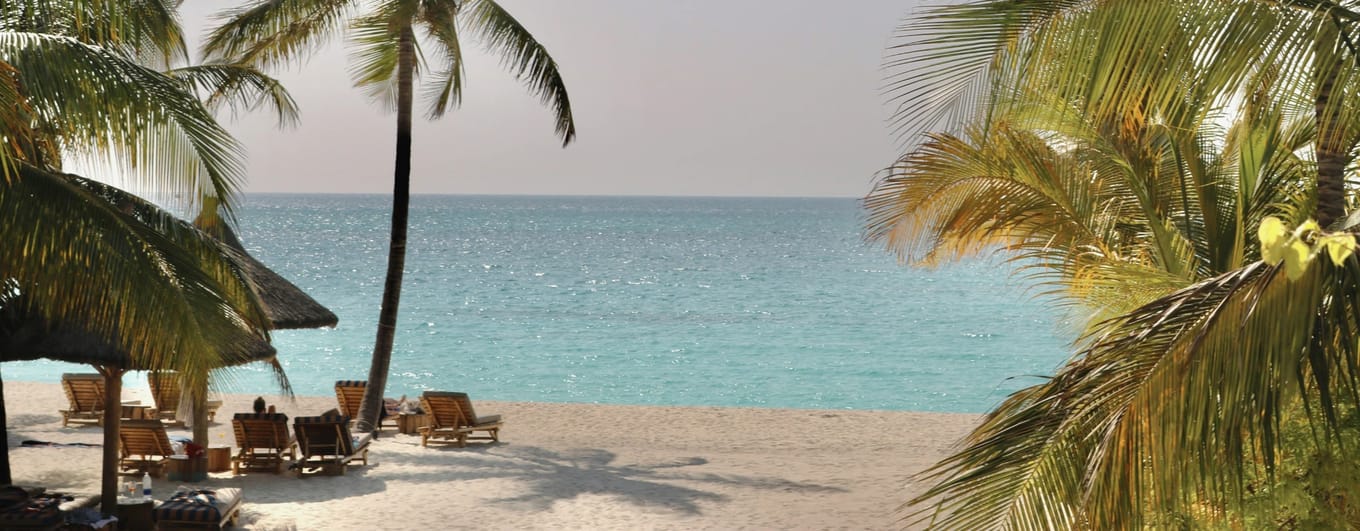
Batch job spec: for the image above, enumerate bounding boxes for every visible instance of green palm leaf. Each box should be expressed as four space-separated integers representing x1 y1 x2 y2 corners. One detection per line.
872 1 1360 526
0 163 269 376
0 31 244 210
202 0 355 70
461 0 575 145
0 0 189 67
166 62 301 128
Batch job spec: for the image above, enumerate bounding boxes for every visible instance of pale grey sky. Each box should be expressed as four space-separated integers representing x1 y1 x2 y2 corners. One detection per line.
178 1 920 197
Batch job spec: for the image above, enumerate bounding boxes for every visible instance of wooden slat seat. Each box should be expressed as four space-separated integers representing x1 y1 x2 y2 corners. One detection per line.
59 373 105 427
292 415 370 477
231 413 294 475
118 419 174 478
333 380 399 430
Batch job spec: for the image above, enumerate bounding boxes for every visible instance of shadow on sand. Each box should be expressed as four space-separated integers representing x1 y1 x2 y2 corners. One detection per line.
377 443 846 516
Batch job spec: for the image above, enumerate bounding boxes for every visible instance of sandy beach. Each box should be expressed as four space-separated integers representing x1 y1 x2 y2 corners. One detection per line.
7 380 976 530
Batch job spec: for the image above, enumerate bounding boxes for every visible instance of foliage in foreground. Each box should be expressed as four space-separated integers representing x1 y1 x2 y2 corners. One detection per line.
868 0 1360 527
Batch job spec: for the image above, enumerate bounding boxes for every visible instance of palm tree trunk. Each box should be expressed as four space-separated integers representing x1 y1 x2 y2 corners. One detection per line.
0 368 10 486
1316 58 1350 228
357 24 417 433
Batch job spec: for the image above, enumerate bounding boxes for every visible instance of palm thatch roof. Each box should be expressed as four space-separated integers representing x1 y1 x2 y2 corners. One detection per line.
77 177 337 331
200 218 339 331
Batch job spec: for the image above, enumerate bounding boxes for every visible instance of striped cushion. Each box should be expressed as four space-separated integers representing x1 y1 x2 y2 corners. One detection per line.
234 412 288 421
334 380 365 388
154 488 241 524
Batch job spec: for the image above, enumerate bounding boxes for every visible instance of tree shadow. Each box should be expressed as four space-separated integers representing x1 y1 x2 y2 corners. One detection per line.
10 414 62 427
379 444 846 516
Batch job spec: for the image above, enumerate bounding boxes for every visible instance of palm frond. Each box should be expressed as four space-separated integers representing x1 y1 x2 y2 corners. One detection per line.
882 0 1078 147
166 62 300 128
462 0 575 145
417 0 464 117
201 0 355 69
0 31 245 211
910 259 1360 528
0 0 189 67
346 1 420 111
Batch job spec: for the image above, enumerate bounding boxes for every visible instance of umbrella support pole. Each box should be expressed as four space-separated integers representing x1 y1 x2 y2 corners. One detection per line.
191 378 209 448
96 366 124 516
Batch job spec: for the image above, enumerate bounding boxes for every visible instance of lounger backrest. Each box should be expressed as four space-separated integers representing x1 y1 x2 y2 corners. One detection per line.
294 415 354 457
334 381 366 418
233 413 290 450
61 373 105 413
452 394 480 422
120 420 173 458
420 392 470 429
148 371 182 412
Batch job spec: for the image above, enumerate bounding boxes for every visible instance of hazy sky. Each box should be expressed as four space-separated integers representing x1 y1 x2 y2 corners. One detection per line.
177 1 922 197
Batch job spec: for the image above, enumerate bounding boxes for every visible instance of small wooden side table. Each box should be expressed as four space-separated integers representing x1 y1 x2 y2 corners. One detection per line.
206 446 232 473
165 456 208 482
398 413 429 435
116 498 154 530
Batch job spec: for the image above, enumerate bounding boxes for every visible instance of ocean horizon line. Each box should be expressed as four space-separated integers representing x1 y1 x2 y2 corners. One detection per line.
241 191 867 201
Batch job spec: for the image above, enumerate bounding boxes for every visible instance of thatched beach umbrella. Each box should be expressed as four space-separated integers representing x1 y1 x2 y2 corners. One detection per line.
0 180 321 513
0 306 278 514
199 215 339 331
1 179 335 511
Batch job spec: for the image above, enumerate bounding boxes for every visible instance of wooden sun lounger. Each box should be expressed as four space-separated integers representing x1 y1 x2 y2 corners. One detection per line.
59 373 105 427
118 419 174 478
231 413 295 475
292 415 370 477
334 380 399 430
418 391 503 448
149 371 223 425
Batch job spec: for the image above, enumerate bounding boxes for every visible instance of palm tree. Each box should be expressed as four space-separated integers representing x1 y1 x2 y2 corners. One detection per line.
0 1 299 510
202 0 576 432
868 0 1360 526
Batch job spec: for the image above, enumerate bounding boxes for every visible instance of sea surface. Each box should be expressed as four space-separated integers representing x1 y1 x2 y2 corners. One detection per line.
7 194 1075 413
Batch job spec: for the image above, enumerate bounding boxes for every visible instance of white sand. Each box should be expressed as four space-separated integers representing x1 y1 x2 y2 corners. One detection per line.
7 380 976 530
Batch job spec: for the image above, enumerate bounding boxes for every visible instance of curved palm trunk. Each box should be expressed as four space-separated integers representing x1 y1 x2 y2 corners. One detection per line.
357 25 416 433
0 369 10 486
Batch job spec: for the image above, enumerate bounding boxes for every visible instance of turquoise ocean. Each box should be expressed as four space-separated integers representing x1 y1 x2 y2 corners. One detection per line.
7 194 1074 413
